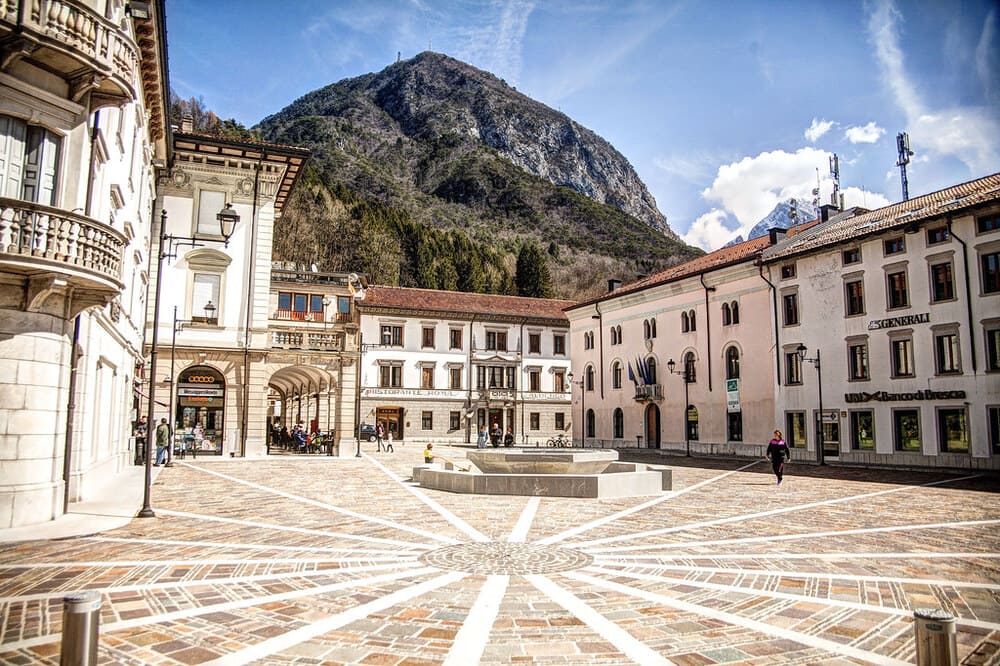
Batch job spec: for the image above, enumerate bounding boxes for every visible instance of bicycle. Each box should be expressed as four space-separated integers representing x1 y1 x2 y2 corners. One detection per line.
546 433 572 447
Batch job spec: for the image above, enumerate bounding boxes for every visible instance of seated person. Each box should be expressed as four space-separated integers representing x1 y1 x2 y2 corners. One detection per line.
423 443 434 463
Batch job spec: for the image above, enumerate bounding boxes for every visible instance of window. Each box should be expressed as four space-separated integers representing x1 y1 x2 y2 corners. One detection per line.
422 326 435 349
848 341 869 380
935 332 960 374
644 319 652 339
554 370 567 393
477 366 516 389
930 262 954 302
987 327 1000 372
555 412 565 430
689 310 696 331
884 237 905 255
989 406 1000 454
613 408 624 439
420 366 434 389
421 411 433 430
553 333 566 355
781 264 796 279
0 115 61 205
893 409 920 451
786 412 806 448
192 273 220 323
684 352 696 383
381 324 403 346
727 411 743 442
528 333 541 354
850 411 874 449
681 311 689 333
528 368 540 391
887 270 909 309
977 214 1000 234
891 337 915 377
196 190 227 236
337 296 351 315
927 227 949 244
647 357 657 384
726 346 740 379
731 301 740 324
449 367 462 390
449 412 461 431
449 328 463 349
650 318 657 338
782 293 799 326
785 351 802 385
982 251 1000 294
485 330 508 351
938 408 968 453
586 409 595 438
722 302 731 325
843 248 861 265
530 413 540 430
585 365 595 391
584 331 592 350
845 280 865 316
611 361 622 389
379 364 403 387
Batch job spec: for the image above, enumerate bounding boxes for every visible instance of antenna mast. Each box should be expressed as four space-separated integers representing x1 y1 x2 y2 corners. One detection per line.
812 169 821 212
829 154 841 208
896 132 914 201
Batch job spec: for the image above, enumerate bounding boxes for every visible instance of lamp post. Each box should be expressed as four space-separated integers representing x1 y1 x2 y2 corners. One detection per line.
796 344 825 466
139 204 240 519
667 358 691 457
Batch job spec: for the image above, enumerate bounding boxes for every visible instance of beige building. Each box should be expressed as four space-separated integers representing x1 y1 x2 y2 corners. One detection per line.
356 287 575 445
0 0 169 526
763 173 1000 469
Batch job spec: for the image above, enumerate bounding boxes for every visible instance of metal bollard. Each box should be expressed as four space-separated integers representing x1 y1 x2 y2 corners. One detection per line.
913 607 957 666
60 590 101 666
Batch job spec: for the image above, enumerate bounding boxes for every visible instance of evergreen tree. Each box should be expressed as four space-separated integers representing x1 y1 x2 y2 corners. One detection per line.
515 242 553 297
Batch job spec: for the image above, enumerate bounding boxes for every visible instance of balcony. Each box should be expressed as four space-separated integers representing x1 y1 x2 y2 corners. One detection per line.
0 0 139 104
272 309 353 324
270 329 345 352
0 197 125 305
633 384 664 402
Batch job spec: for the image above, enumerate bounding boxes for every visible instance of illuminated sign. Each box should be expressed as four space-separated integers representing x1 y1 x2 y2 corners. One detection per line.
184 375 220 383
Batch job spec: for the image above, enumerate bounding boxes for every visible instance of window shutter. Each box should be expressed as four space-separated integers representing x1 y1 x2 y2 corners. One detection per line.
0 116 26 199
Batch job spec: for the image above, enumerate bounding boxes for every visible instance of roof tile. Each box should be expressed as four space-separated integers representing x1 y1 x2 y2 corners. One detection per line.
359 286 576 322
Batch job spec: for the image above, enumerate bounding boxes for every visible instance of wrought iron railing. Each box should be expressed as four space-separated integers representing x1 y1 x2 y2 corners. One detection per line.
633 384 664 402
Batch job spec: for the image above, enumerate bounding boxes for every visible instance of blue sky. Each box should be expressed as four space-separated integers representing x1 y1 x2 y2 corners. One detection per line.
167 0 998 250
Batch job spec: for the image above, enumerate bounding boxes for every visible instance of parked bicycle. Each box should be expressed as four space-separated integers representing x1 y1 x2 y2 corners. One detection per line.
546 433 573 447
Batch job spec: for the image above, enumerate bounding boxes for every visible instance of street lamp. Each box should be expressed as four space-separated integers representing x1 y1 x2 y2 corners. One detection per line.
139 205 240 518
796 344 825 466
667 358 691 457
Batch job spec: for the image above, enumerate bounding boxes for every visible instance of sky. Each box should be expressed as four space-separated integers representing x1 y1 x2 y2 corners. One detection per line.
167 0 999 251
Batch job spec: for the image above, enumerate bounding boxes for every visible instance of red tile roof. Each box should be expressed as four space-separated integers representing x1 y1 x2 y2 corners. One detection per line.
763 172 1000 262
359 286 576 324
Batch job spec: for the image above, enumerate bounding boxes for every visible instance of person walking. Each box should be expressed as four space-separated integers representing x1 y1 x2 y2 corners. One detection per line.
375 422 385 452
385 427 394 453
133 416 148 465
191 423 203 459
476 425 489 449
154 418 170 466
766 429 791 485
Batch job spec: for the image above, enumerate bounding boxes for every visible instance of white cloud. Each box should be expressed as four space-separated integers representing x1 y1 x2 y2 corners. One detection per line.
840 186 892 211
868 0 1000 175
804 118 835 142
845 122 885 144
682 209 737 252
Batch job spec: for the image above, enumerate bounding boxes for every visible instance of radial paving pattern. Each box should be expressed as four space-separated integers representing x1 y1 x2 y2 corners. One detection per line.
0 447 998 665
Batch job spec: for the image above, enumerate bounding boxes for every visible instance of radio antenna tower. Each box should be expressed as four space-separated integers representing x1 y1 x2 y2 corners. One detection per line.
812 169 821 211
829 154 841 208
896 132 914 201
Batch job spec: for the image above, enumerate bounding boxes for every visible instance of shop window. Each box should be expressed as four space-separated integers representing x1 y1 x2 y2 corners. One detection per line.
891 338 915 377
893 409 921 451
934 332 961 374
845 279 865 316
421 411 433 430
938 408 968 453
982 251 1000 293
613 408 624 439
887 270 909 309
727 411 743 442
786 412 806 448
850 411 875 449
930 262 954 302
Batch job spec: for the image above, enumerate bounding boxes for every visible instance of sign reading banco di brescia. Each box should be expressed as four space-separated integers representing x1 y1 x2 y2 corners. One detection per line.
844 389 966 403
867 312 929 330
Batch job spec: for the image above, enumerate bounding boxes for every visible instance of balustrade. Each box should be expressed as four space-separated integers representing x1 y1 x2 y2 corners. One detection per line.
633 384 664 402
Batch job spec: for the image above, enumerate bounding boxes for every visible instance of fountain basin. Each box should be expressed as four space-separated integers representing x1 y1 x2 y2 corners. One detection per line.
467 449 617 475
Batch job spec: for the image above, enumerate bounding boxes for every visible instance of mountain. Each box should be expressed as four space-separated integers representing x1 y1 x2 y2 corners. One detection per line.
724 198 819 247
256 52 700 299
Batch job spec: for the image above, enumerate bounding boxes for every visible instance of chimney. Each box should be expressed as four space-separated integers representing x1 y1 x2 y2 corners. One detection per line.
607 279 622 292
819 204 840 222
181 113 193 133
768 228 788 245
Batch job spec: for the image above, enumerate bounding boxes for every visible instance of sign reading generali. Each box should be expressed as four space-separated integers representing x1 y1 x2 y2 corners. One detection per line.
845 389 966 403
867 313 929 330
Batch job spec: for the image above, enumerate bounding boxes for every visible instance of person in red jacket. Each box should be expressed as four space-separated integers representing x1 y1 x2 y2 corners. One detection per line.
766 429 791 485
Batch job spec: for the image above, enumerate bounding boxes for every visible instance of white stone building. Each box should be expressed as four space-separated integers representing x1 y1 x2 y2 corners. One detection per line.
356 287 575 445
762 172 1000 469
0 0 169 526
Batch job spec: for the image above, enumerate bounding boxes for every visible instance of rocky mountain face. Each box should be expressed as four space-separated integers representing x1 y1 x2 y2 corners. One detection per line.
256 52 698 299
724 198 819 247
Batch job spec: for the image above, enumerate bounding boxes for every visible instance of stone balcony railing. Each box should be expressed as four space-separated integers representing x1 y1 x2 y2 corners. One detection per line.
270 329 345 352
633 384 664 402
0 0 138 103
0 197 125 294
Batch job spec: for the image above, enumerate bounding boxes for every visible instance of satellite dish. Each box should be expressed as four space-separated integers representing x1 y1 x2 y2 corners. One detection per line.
310 263 318 272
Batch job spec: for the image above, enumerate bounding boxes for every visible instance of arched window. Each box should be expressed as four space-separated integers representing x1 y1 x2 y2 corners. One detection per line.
643 320 651 339
647 357 658 384
650 318 657 338
585 365 595 391
726 346 741 379
608 328 615 345
722 302 731 325
612 361 622 389
689 309 697 331
586 409 596 438
616 325 622 343
731 301 740 324
684 351 696 383
613 408 624 439
681 311 689 332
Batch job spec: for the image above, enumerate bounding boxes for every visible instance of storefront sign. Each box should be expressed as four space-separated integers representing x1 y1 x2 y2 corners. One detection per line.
184 375 221 383
867 313 929 330
178 388 225 397
726 379 740 413
362 388 463 399
845 389 966 403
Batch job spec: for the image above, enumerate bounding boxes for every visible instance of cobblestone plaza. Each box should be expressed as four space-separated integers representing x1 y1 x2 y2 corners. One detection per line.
1 447 998 664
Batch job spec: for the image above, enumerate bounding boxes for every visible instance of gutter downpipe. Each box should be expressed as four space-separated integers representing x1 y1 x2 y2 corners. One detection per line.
466 314 476 443
946 215 977 374
594 302 604 399
241 158 263 456
699 274 716 392
519 317 526 445
758 261 781 386
62 315 81 513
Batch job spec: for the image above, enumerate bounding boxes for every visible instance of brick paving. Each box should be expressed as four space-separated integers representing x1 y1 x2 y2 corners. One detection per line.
0 444 998 665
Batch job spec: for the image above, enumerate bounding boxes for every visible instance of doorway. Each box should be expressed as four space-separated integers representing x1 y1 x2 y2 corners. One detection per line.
644 404 661 448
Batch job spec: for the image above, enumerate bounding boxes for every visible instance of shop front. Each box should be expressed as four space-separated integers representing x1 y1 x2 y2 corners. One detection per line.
176 366 226 454
376 406 404 441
